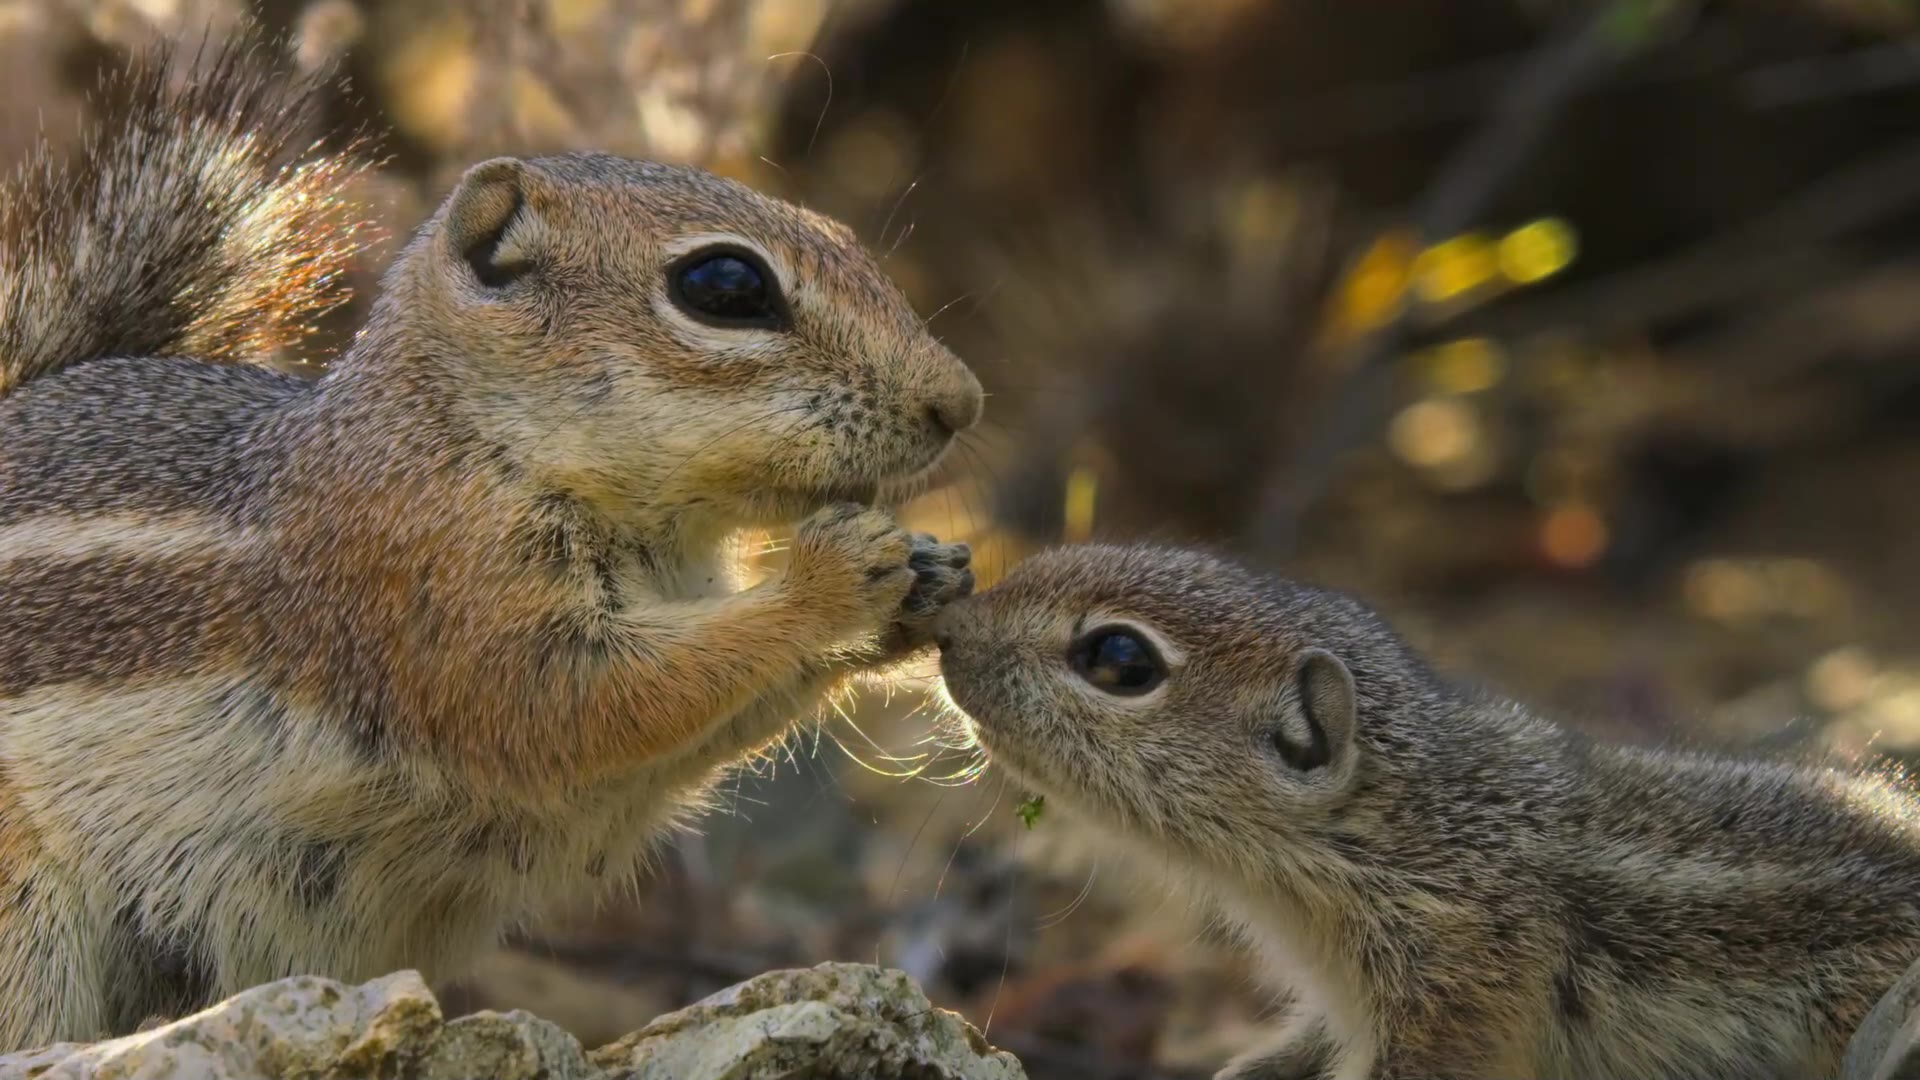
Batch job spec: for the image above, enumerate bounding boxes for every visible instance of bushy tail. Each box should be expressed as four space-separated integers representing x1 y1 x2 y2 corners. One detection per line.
0 40 371 396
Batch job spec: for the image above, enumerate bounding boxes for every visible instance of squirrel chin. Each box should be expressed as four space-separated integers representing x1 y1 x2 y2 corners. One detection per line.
725 482 880 527
940 703 1059 810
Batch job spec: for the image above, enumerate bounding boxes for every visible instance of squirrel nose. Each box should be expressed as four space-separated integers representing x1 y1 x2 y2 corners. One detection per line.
931 599 973 654
926 373 984 437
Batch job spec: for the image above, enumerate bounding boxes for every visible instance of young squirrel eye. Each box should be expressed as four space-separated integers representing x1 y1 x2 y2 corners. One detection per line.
669 248 788 330
1070 628 1167 696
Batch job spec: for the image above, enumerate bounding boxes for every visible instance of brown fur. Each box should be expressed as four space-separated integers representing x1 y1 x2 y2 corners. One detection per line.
938 544 1920 1080
0 44 980 1047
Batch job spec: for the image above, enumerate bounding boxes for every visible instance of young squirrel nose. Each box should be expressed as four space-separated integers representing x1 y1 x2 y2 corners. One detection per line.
931 602 968 653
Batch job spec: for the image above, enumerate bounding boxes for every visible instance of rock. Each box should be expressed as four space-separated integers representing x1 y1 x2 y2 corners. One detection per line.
0 964 1023 1080
1845 955 1920 1080
592 962 1025 1080
0 970 590 1080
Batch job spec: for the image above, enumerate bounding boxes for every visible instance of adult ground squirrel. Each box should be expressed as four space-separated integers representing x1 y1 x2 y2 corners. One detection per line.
0 44 980 1046
937 544 1920 1080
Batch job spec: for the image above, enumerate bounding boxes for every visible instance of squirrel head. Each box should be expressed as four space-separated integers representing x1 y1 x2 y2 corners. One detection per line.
370 152 982 528
937 544 1438 873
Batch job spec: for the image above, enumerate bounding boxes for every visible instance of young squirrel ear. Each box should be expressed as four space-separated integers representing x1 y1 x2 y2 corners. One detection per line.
1271 647 1357 774
445 157 533 288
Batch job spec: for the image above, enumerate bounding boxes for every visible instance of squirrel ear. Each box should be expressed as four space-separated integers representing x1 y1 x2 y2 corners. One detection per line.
445 157 532 288
1272 647 1357 774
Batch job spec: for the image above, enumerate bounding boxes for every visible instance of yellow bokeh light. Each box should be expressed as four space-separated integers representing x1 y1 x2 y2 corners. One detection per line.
1063 466 1099 543
1540 502 1608 569
1808 647 1878 714
510 68 577 141
1412 233 1499 304
1388 398 1480 470
1417 338 1506 394
545 0 608 35
1230 180 1297 249
1325 230 1416 343
1683 557 1849 623
1499 218 1579 285
381 17 478 149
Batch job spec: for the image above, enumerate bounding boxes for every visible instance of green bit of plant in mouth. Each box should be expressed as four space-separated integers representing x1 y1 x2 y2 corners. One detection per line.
1016 795 1046 830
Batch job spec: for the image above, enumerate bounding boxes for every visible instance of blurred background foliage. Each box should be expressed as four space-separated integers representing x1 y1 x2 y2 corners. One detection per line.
8 0 1920 1074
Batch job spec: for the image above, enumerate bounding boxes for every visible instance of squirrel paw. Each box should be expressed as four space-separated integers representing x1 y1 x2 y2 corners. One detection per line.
786 502 915 637
881 533 973 656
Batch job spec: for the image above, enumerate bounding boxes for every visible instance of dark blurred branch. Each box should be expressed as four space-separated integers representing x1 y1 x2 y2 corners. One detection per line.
1415 7 1677 239
1741 38 1920 108
1723 0 1917 33
1248 2 1679 560
1248 10 1920 150
1433 134 1920 345
1256 13 1745 150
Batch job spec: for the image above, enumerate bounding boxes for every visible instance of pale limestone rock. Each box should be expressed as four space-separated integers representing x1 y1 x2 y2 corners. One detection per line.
0 970 593 1080
592 962 1025 1079
0 963 1023 1080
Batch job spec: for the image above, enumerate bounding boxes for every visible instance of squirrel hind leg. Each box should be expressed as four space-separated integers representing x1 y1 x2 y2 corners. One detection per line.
0 787 204 1046
101 904 217 1035
0 868 110 1047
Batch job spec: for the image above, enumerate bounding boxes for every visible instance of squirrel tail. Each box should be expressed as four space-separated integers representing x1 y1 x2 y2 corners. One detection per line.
0 40 371 396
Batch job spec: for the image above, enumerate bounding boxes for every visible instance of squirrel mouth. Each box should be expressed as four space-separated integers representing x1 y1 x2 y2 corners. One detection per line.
744 480 880 521
797 462 940 508
764 451 946 516
782 439 953 512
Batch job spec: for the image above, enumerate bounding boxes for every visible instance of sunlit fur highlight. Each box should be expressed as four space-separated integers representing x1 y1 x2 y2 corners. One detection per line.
0 41 370 394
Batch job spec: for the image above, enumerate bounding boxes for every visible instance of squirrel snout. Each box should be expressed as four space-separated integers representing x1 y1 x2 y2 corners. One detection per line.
930 602 965 653
925 374 984 437
931 593 985 656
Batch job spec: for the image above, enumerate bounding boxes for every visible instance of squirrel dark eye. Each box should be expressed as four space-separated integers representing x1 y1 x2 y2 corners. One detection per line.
669 247 788 330
1070 627 1167 696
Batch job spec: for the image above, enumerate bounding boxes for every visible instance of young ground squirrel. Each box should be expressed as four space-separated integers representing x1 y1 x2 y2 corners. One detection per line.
0 44 981 1046
937 544 1920 1080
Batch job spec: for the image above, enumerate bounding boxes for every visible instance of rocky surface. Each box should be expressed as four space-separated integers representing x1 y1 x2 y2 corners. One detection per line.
595 964 1024 1079
0 963 1023 1080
